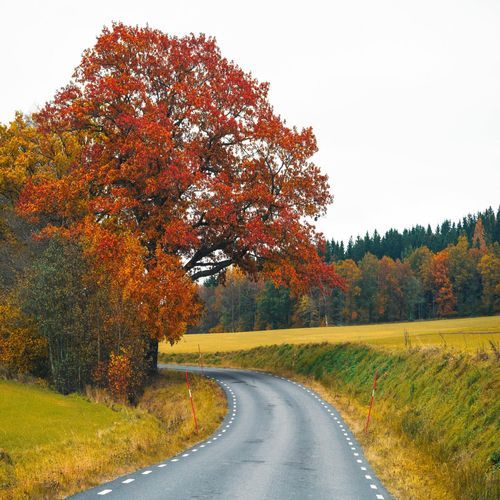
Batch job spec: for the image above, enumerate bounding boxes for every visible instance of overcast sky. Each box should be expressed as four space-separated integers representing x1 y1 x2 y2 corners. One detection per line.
1 0 499 242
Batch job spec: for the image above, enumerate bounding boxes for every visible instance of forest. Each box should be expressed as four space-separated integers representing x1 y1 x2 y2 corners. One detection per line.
191 208 500 333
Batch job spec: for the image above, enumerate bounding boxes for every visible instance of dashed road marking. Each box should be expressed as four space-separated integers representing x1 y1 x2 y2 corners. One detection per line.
122 478 135 483
376 495 385 499
97 490 112 495
370 484 378 490
142 470 152 475
182 453 189 457
171 459 179 462
158 464 167 468
365 475 372 479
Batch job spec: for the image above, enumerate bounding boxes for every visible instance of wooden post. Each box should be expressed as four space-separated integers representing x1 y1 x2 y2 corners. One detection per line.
364 370 378 433
185 370 199 433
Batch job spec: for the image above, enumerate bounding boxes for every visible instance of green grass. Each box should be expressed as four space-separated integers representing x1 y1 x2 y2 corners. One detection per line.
0 380 123 451
161 343 500 500
0 372 226 498
161 316 500 355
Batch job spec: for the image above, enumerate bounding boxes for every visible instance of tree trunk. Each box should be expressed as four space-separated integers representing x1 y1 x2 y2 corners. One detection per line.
145 337 159 376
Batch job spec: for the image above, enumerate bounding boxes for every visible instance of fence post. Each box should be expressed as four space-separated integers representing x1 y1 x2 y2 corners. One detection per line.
185 370 199 433
364 369 378 433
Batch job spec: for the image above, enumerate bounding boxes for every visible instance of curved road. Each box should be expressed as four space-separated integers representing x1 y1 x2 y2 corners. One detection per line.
74 365 390 499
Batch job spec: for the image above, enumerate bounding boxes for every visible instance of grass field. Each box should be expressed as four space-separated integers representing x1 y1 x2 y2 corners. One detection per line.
161 316 500 354
0 371 225 498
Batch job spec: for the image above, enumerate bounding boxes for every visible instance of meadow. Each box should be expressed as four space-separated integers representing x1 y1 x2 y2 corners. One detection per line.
0 371 225 498
161 315 500 355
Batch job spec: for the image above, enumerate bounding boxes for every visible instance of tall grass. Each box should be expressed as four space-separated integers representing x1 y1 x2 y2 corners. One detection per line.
161 344 499 499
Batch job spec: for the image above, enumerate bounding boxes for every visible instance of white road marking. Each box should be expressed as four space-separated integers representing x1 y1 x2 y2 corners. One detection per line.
222 429 226 432
357 459 363 463
360 466 367 471
158 464 167 468
376 495 385 499
97 490 112 495
365 475 372 479
351 447 356 450
142 470 152 475
171 459 179 462
213 437 218 440
354 453 359 456
182 453 189 457
370 484 378 489
192 449 198 452
200 444 206 448
122 478 135 483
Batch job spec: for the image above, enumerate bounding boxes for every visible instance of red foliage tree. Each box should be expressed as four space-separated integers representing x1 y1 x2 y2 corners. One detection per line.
429 250 456 317
17 24 342 364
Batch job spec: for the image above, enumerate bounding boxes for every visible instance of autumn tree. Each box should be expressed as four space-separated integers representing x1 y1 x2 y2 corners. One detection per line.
292 294 319 328
428 250 456 317
0 296 48 377
447 235 481 315
16 24 342 369
478 246 500 314
333 259 361 323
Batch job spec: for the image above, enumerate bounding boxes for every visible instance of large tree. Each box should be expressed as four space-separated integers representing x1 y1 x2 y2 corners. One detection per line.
17 24 341 367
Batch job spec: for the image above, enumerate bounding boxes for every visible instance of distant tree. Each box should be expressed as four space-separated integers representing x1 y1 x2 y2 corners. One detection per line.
472 218 487 251
333 259 361 323
428 250 456 317
478 247 500 314
358 253 380 322
255 282 291 330
447 236 481 315
292 295 320 327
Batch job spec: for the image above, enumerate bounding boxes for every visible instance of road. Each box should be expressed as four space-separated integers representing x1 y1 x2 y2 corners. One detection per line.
73 365 390 499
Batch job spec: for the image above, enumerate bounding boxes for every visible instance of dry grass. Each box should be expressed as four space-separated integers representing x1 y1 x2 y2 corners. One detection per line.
161 315 500 355
288 373 453 499
0 371 226 499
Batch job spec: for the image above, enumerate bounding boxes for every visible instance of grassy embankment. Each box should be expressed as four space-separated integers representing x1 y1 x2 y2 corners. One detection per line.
161 315 500 354
160 316 500 500
0 371 226 499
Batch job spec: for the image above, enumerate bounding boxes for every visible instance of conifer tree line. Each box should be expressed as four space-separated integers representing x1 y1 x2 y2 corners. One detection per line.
191 208 500 333
324 207 500 262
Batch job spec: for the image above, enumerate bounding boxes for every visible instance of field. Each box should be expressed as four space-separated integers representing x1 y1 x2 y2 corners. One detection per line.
161 316 500 354
0 371 225 498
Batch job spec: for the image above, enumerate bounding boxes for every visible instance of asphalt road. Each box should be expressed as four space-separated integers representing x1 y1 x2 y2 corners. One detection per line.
73 365 390 500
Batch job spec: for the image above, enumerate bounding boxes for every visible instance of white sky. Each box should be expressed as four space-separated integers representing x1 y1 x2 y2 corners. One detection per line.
1 0 499 242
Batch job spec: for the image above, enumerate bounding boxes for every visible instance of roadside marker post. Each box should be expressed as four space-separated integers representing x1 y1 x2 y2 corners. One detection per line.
198 344 205 376
185 370 199 434
364 370 378 433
